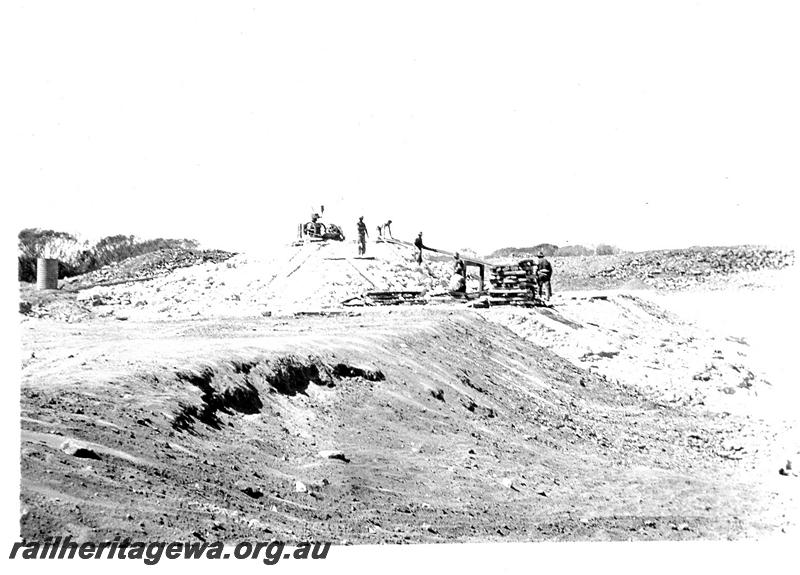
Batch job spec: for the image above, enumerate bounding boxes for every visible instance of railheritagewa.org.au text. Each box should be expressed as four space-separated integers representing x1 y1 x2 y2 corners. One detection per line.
9 536 331 565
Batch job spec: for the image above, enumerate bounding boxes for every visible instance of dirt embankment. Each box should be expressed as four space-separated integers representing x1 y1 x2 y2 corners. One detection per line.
63 248 237 289
515 246 794 292
19 309 795 543
479 292 779 415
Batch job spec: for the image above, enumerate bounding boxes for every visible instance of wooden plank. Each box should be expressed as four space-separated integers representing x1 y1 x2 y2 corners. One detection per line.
384 238 493 266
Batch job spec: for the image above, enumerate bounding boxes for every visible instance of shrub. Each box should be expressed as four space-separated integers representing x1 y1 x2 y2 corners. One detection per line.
555 245 592 257
595 244 619 256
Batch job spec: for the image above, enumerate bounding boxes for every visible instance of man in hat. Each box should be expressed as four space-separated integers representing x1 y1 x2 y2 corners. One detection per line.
414 232 425 264
535 250 553 301
305 212 323 237
357 217 368 255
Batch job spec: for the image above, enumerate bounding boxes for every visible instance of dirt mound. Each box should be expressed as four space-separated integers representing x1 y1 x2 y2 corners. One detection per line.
19 309 795 542
73 241 460 318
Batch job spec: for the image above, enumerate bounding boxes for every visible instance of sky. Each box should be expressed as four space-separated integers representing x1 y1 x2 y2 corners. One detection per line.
3 1 799 256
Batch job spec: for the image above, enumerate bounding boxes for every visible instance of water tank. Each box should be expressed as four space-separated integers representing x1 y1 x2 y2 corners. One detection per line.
36 257 59 290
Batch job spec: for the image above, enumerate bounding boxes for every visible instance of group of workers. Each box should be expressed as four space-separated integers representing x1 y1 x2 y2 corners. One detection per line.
356 217 395 256
356 217 553 302
449 250 552 301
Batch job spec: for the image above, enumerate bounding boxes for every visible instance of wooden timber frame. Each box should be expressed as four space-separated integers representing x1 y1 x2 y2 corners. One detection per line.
462 259 485 293
420 249 488 294
383 238 488 294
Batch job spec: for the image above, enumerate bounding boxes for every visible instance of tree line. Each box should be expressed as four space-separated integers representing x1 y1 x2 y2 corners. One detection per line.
18 229 198 282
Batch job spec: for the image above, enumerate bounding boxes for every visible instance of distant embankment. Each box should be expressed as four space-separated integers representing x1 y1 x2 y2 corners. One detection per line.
547 245 794 291
487 243 619 259
17 228 235 283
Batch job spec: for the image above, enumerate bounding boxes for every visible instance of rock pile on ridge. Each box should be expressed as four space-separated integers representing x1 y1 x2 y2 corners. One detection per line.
526 246 793 291
64 248 236 289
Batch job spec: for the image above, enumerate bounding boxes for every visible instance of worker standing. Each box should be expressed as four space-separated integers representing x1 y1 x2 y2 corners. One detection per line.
357 217 368 255
453 252 466 276
414 232 425 264
535 250 553 301
450 252 466 293
383 220 393 239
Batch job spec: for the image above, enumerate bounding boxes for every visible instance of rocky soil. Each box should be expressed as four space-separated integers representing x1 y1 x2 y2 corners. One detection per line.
480 291 791 418
20 243 793 323
509 246 794 292
62 248 236 290
17 242 798 543
18 310 797 543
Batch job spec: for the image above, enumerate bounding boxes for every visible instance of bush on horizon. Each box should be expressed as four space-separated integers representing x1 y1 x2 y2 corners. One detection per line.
487 243 619 259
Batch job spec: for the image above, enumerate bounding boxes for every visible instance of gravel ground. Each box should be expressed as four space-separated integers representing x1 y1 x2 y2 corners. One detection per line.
17 243 798 542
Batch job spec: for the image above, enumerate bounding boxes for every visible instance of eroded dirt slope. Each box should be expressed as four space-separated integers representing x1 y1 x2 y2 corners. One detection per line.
19 309 795 543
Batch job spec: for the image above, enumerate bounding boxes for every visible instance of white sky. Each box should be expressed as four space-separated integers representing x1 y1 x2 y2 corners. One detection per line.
3 1 799 255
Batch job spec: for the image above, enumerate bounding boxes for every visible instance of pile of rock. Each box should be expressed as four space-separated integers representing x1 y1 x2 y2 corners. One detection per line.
545 245 794 291
598 246 792 289
65 248 236 289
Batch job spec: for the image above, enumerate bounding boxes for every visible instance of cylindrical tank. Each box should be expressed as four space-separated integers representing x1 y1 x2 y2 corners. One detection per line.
36 257 59 290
